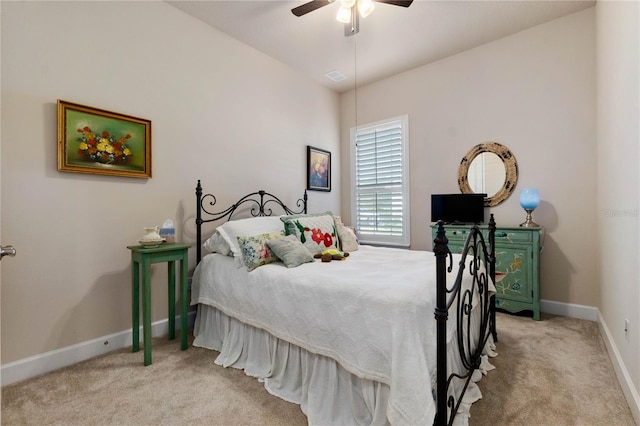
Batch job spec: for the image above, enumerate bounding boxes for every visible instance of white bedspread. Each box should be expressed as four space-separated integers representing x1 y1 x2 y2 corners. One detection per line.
191 245 488 425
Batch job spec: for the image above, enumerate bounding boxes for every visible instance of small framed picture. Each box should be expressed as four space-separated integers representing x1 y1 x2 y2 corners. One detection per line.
57 100 152 178
307 146 331 192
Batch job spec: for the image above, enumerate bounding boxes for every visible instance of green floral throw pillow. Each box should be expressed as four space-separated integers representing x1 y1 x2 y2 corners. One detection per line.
237 231 283 271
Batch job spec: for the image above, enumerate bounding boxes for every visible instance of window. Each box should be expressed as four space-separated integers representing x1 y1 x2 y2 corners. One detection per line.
350 115 410 247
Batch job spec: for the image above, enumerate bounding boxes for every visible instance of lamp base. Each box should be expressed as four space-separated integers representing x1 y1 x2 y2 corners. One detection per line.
520 209 540 227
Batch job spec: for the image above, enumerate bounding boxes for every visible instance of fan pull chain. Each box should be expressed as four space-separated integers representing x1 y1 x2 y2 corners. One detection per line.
354 35 358 129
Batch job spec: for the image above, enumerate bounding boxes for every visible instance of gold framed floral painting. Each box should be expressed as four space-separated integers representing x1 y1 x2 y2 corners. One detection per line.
57 100 152 178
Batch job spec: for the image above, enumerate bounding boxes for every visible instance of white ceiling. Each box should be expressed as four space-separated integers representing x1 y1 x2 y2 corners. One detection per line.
167 0 595 93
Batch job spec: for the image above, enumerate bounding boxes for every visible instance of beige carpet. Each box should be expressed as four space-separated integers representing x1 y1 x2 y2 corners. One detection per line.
1 312 636 425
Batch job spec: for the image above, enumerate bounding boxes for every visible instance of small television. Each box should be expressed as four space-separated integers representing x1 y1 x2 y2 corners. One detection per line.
431 193 486 224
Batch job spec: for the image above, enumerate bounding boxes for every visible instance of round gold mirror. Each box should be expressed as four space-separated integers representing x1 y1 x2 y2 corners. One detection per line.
458 142 518 207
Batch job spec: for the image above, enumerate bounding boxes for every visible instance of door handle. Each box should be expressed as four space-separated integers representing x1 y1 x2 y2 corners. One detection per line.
0 245 16 260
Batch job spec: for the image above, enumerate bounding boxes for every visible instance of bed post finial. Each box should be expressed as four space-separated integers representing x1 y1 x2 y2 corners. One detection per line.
488 214 496 258
196 180 203 264
303 189 308 214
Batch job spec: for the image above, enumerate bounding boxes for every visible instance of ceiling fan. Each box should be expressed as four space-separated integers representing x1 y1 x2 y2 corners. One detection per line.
292 0 414 36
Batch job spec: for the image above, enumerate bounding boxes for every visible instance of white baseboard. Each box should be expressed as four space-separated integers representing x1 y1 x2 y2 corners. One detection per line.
597 311 640 425
1 311 196 387
540 299 599 321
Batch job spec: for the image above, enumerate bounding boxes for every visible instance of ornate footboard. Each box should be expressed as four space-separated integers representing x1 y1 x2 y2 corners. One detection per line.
433 216 496 426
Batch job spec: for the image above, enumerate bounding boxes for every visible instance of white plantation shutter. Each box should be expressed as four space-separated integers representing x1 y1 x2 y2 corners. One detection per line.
351 116 410 247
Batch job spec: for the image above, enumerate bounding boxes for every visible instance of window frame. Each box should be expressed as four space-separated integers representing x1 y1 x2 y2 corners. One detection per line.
350 115 410 247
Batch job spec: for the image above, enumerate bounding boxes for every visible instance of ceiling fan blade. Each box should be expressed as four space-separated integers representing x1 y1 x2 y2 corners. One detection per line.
291 0 334 17
373 0 413 7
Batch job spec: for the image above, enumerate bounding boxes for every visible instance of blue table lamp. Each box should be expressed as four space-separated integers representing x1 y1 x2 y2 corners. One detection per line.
519 188 540 227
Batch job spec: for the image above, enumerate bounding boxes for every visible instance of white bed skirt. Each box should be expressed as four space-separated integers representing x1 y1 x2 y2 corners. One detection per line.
193 304 495 426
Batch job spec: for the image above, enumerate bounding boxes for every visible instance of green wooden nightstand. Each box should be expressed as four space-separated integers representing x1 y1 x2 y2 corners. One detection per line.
127 243 191 365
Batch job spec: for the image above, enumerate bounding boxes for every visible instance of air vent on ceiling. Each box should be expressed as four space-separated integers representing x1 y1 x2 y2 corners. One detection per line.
325 70 347 82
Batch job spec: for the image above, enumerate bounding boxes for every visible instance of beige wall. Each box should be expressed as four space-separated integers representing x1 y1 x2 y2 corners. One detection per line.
0 1 340 363
596 0 640 406
341 8 598 307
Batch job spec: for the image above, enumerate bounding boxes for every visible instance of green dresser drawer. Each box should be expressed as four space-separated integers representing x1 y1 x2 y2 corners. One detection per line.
494 229 532 242
433 225 482 242
446 228 474 241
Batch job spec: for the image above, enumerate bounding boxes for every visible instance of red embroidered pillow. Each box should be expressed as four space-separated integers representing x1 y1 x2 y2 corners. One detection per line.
280 213 339 255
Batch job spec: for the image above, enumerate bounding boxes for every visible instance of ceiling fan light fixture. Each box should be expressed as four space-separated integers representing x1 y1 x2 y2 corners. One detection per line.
336 5 352 23
341 0 356 8
357 0 375 18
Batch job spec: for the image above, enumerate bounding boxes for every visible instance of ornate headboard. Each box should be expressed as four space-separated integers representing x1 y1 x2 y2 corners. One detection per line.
195 180 307 263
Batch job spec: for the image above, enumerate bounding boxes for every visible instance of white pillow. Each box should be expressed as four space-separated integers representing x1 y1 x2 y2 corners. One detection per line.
337 223 359 252
203 231 232 256
216 216 285 267
333 215 359 252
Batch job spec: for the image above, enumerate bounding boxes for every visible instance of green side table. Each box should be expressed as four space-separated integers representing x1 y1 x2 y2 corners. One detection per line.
127 243 191 365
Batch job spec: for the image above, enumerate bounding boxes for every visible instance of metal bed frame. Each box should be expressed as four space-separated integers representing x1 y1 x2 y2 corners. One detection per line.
194 180 496 426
